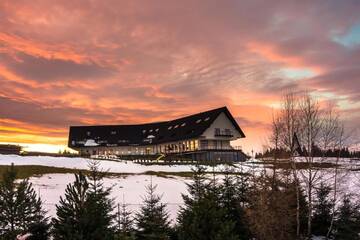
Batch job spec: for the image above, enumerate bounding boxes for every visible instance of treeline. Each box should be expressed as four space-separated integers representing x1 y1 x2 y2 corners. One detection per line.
256 146 360 159
1 163 360 240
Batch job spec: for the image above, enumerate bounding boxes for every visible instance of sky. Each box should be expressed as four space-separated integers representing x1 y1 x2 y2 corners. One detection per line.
0 0 360 154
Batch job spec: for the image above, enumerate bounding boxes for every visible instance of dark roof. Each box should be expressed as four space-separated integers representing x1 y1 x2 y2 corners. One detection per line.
68 106 245 148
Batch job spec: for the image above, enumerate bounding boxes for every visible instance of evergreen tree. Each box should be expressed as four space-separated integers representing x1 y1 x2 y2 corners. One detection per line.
116 202 135 240
27 220 51 240
52 161 116 240
312 182 333 237
235 168 252 208
85 160 115 239
334 195 360 240
52 172 90 240
135 182 171 240
0 164 47 240
220 169 251 239
177 166 239 240
247 172 298 240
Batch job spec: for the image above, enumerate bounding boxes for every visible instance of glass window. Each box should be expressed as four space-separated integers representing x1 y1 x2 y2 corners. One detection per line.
196 119 202 123
181 123 186 127
215 128 220 135
168 126 172 130
204 117 210 121
174 124 179 128
194 140 199 150
190 140 195 150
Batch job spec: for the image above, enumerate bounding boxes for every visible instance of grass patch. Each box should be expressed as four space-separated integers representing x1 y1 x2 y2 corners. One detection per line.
0 165 132 181
0 165 82 181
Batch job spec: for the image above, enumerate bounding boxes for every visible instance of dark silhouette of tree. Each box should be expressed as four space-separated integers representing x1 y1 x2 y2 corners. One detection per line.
312 182 334 237
135 182 171 240
0 163 47 240
334 195 360 240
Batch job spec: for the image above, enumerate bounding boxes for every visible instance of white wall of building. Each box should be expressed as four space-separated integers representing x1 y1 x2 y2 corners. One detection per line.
201 112 242 140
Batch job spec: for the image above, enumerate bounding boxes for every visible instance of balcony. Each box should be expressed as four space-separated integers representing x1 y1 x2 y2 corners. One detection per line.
199 145 235 150
214 128 233 137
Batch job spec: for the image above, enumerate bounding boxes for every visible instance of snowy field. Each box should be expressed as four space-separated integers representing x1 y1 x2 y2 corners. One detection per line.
1 154 360 221
30 173 189 223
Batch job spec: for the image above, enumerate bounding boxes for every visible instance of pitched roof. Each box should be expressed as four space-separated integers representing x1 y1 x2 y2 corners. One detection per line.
68 106 245 148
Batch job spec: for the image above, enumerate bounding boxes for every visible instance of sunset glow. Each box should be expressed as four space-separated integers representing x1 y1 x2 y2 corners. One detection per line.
0 1 359 154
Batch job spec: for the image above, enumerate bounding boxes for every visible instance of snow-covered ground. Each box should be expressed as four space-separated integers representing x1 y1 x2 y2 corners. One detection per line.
29 173 189 223
0 154 263 174
1 154 360 222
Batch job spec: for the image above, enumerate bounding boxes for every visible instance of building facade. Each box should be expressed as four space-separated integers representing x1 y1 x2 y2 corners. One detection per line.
68 107 248 161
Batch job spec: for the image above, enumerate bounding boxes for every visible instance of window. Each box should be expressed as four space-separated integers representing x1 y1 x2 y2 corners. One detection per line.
181 123 186 127
225 129 231 135
168 126 172 130
111 131 116 135
174 124 179 128
87 131 91 136
155 128 159 132
204 117 210 121
142 130 146 134
215 128 220 135
196 119 202 123
149 129 153 133
194 140 199 150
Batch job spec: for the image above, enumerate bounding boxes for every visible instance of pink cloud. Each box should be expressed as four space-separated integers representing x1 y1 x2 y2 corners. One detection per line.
0 0 359 152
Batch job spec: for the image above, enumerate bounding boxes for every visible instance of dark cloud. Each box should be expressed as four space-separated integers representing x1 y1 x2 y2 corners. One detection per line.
306 67 360 101
0 96 111 127
1 53 114 82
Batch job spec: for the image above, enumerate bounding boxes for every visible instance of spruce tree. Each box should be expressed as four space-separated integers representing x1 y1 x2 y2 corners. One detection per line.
52 161 116 240
52 172 90 240
312 182 333 237
115 203 135 240
220 169 251 240
177 166 239 240
0 164 47 240
334 195 360 240
85 160 115 239
27 220 51 240
135 182 171 240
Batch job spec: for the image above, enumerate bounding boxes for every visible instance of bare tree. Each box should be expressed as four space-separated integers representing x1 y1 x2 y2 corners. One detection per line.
276 91 302 238
270 112 283 186
297 93 324 239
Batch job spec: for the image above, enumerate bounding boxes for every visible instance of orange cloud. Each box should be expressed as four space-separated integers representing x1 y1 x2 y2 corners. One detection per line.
247 41 324 74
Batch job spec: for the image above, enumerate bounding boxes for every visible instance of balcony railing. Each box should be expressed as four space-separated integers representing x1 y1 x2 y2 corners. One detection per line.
198 146 235 150
214 129 233 137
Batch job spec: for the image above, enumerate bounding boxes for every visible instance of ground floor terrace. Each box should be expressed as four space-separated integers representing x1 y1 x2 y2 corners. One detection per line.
77 139 247 162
